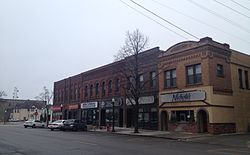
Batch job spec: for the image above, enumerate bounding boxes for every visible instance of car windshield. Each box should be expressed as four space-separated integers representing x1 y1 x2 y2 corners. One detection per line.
64 119 75 124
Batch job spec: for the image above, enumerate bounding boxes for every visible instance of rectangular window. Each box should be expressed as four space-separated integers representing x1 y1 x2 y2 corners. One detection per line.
84 85 88 97
108 80 112 94
150 71 156 88
217 64 224 77
102 82 106 96
139 74 144 88
238 69 243 88
164 69 176 88
90 85 93 97
115 79 120 92
186 64 201 85
170 110 194 123
95 83 99 96
245 70 249 89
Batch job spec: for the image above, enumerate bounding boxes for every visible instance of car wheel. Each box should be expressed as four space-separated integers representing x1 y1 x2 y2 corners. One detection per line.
42 125 45 128
50 128 54 131
24 126 27 128
32 124 36 128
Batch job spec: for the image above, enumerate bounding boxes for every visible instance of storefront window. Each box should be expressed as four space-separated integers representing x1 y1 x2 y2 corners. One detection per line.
170 110 194 123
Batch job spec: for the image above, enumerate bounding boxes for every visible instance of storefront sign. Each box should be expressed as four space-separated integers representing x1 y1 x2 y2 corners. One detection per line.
100 98 123 108
160 90 206 103
68 104 79 110
126 96 155 105
81 102 98 109
50 105 62 111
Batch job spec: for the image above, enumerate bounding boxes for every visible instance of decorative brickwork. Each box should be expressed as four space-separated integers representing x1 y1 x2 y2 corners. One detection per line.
208 123 236 134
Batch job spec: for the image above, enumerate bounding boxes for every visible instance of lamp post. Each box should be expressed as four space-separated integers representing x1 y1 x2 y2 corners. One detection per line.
112 98 115 132
60 104 63 120
3 110 7 125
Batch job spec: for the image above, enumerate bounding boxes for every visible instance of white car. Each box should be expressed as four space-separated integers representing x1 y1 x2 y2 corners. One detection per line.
24 120 45 128
48 120 65 131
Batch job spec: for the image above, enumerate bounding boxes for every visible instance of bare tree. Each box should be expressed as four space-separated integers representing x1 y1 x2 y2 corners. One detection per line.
35 86 53 105
35 86 53 126
0 90 7 99
114 29 148 133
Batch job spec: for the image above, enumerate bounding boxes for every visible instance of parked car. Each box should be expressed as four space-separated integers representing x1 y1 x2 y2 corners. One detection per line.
61 119 87 131
24 120 45 128
48 120 65 131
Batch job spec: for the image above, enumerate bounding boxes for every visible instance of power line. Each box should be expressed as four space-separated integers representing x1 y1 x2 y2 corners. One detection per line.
230 0 250 12
187 0 250 34
212 0 250 19
119 0 188 39
150 0 250 44
129 0 199 39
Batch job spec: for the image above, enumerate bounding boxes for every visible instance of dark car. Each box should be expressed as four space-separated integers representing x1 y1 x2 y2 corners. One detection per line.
61 119 87 131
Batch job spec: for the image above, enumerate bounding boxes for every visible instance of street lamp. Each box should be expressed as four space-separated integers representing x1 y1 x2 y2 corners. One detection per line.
60 104 63 120
112 98 115 132
3 110 7 125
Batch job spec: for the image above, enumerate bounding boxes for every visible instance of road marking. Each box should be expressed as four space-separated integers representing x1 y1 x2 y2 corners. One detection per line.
208 148 250 155
79 141 98 146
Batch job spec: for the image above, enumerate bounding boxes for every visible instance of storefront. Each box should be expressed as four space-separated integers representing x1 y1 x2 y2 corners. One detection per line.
50 105 63 121
159 90 212 133
126 96 158 130
81 101 99 125
99 98 123 127
63 103 80 120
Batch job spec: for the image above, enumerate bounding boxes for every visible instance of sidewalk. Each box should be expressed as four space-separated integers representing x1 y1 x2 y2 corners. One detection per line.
89 127 212 141
89 127 250 149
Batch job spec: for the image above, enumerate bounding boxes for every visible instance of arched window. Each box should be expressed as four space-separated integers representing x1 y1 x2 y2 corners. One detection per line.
108 80 112 93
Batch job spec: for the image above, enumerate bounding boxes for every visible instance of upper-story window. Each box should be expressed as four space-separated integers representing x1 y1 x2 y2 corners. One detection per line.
84 85 88 97
217 64 224 77
139 74 144 88
102 82 106 96
150 71 156 88
245 70 249 89
186 64 202 85
115 78 120 92
95 83 99 96
164 69 176 88
108 80 112 94
90 84 93 97
238 69 243 89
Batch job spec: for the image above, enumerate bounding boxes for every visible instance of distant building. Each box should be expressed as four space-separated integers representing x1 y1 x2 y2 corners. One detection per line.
0 99 46 122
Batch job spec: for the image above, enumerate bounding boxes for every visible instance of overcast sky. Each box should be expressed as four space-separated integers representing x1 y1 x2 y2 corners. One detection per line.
0 0 249 100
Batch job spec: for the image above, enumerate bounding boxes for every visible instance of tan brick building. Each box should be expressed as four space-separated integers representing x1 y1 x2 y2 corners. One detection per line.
158 37 250 134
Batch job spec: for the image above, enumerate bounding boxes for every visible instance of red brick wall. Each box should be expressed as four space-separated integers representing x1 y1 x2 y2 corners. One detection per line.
208 123 236 134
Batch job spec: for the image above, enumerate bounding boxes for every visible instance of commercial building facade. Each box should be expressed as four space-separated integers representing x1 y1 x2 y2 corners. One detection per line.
158 37 250 134
53 47 160 130
53 37 250 133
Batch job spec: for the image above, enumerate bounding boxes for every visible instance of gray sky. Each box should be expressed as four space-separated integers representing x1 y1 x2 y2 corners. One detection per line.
0 0 249 100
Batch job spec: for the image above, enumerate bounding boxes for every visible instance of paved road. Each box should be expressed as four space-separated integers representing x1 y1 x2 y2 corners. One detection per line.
0 125 250 155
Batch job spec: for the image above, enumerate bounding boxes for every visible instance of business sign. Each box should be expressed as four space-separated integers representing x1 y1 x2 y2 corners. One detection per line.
160 90 206 103
126 96 155 105
81 102 98 109
68 104 79 110
100 98 123 108
50 105 62 111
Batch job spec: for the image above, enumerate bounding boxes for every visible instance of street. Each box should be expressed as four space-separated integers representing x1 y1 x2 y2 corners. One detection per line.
0 124 250 155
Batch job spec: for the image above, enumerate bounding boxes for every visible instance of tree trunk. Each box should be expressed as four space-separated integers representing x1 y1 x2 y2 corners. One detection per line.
134 100 139 133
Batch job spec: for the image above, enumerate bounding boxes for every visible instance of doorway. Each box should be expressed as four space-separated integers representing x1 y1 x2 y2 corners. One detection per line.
197 110 208 133
160 111 168 131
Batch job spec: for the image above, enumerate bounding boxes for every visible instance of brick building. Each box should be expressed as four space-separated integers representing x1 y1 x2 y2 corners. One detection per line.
158 37 250 134
53 47 161 130
53 37 250 133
